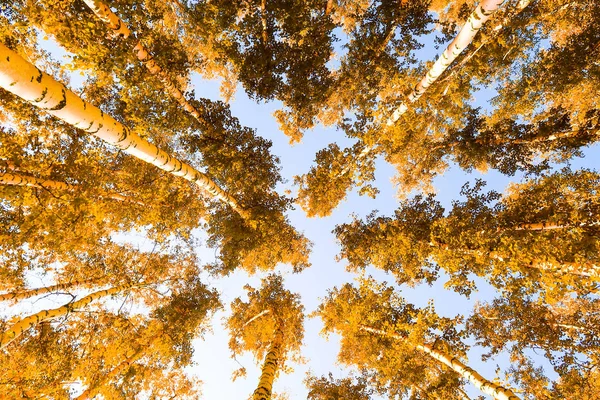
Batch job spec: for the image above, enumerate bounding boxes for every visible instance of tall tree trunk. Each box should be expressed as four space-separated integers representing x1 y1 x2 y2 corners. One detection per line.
252 327 284 400
260 0 269 45
0 171 145 205
0 282 141 349
244 309 271 327
341 0 507 177
0 277 103 303
75 336 160 400
359 326 521 400
0 43 249 220
387 0 505 125
440 0 533 89
510 221 600 231
80 0 214 133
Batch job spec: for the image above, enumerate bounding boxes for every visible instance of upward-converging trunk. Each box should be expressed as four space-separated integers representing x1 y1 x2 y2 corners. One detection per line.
387 0 505 125
359 326 521 400
0 277 103 303
252 327 284 400
440 0 533 90
0 43 249 219
81 0 214 132
341 0 508 177
0 171 145 205
0 282 141 349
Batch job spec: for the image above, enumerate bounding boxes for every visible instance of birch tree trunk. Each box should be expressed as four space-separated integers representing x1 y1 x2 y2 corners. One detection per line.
0 282 140 349
359 326 521 400
80 0 214 131
252 327 284 400
440 0 533 89
430 240 600 278
340 0 507 177
260 0 269 45
0 171 145 205
511 221 600 231
387 0 505 125
0 43 249 219
0 277 103 303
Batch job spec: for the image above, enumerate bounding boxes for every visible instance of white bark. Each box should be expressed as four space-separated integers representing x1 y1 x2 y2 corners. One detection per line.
0 43 249 219
81 0 214 131
360 326 521 400
387 0 505 125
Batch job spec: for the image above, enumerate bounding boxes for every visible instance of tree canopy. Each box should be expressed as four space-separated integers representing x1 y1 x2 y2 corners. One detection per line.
1 0 599 398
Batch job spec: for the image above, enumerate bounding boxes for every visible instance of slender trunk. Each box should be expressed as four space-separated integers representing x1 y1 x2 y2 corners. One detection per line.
359 326 521 400
387 0 505 125
510 127 600 145
440 0 533 87
529 259 600 279
75 336 160 400
252 327 284 400
429 240 599 278
374 22 397 60
0 277 103 303
80 0 214 134
430 121 600 154
0 43 249 220
0 282 140 349
342 0 506 176
511 221 600 231
0 171 145 205
481 313 587 333
260 0 269 45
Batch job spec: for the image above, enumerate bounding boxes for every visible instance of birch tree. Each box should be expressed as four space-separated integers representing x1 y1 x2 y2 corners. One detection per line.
391 106 600 194
81 0 218 135
227 274 304 400
387 0 505 125
317 278 519 399
335 170 600 297
294 0 551 215
466 287 600 399
0 42 249 219
0 321 76 398
73 273 220 399
0 282 144 350
0 277 103 304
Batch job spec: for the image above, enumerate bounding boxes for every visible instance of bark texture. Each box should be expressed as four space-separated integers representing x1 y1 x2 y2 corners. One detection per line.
252 327 284 400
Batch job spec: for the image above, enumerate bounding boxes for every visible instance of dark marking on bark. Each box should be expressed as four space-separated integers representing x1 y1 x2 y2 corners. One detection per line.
34 88 48 103
49 89 67 110
89 123 103 134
